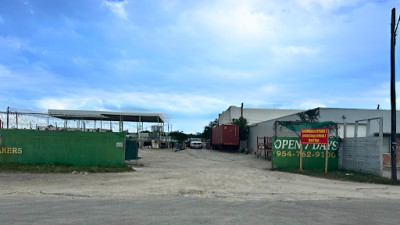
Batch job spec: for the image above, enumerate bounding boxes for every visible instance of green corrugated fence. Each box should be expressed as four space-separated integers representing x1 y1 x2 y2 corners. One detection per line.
0 129 126 166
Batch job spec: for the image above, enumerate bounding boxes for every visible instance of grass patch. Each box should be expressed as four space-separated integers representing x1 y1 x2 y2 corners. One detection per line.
273 168 400 185
0 162 134 173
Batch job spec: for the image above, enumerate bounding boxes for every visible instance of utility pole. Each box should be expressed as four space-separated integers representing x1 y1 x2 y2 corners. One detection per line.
390 8 398 183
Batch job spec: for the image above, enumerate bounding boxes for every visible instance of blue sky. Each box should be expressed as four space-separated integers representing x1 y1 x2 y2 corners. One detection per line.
0 0 398 133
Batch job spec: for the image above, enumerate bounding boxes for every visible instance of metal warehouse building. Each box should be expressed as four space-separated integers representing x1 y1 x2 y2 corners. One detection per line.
247 107 400 165
218 105 302 125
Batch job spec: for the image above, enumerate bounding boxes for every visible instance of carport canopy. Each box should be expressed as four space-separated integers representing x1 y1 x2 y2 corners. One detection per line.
48 109 164 123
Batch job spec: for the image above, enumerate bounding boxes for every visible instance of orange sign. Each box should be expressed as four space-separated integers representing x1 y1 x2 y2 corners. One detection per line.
300 128 328 144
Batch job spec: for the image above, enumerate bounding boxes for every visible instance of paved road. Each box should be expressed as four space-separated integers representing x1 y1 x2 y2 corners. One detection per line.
1 196 399 225
1 148 400 225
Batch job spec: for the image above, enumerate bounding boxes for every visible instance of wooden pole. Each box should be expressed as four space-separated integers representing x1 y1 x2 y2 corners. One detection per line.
300 143 303 172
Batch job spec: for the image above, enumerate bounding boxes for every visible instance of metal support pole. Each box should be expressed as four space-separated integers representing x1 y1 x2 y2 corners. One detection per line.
119 115 123 132
354 122 358 138
391 8 398 182
264 137 267 160
6 106 9 129
340 122 348 170
158 117 160 148
366 119 371 137
138 116 142 149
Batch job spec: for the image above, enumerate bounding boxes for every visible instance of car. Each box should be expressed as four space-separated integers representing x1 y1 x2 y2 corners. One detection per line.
190 140 203 149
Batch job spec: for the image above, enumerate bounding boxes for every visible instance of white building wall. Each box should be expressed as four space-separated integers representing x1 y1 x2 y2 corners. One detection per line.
318 108 396 135
218 106 302 125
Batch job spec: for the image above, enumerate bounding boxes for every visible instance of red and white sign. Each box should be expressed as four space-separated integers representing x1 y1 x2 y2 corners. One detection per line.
300 128 328 144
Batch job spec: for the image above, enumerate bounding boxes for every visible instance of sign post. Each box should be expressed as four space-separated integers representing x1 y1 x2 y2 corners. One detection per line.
300 128 329 173
325 141 329 174
299 144 303 172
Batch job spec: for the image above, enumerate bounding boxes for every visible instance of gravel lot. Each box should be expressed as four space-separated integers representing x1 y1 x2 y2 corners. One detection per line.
0 148 399 202
1 148 400 225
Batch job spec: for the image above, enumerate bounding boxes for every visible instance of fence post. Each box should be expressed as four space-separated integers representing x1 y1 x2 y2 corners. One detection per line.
354 122 358 138
264 136 267 160
340 122 347 170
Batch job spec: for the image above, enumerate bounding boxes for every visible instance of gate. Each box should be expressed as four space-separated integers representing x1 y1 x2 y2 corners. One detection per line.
339 117 383 176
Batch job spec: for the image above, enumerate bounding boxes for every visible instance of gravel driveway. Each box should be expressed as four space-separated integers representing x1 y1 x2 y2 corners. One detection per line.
0 148 399 201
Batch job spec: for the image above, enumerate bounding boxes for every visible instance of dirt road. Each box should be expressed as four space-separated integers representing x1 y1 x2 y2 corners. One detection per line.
0 148 399 201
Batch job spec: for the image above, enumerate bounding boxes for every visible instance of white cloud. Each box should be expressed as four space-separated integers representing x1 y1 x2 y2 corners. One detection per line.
104 0 128 20
163 0 358 59
202 66 254 80
0 64 65 92
169 0 283 45
257 85 277 94
295 0 363 11
0 36 23 50
161 0 178 11
112 58 141 73
35 89 229 118
0 64 12 78
273 46 319 57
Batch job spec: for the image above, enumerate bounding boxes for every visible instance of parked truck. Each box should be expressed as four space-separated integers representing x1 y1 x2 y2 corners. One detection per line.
211 124 239 150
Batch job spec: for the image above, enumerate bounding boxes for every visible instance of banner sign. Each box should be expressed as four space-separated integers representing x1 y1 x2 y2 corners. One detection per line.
300 128 328 144
272 137 339 169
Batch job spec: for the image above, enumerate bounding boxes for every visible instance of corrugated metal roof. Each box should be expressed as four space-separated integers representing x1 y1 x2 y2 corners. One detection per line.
48 109 164 123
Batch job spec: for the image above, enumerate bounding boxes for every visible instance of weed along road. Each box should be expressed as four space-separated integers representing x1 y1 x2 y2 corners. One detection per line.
1 148 400 224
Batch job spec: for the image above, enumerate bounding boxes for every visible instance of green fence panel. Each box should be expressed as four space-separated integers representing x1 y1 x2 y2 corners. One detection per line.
125 138 138 160
0 130 126 166
273 137 339 170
